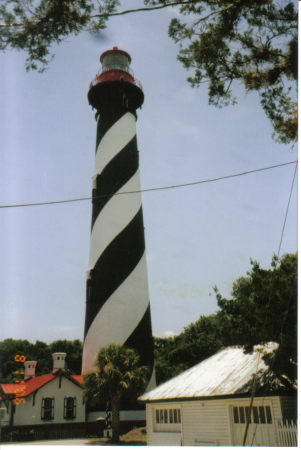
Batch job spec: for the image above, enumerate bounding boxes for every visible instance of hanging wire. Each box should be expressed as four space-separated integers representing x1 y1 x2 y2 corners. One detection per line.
0 160 296 209
243 162 297 446
276 163 297 262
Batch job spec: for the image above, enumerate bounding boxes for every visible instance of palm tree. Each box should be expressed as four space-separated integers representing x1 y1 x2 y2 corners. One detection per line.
83 344 150 442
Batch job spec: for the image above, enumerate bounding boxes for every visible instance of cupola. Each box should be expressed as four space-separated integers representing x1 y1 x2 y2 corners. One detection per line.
52 352 66 373
24 361 37 380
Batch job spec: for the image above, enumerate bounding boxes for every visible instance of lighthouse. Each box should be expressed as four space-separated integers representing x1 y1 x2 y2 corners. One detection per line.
82 47 155 389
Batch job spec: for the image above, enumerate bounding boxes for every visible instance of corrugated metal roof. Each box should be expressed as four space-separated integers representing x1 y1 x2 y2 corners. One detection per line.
139 344 279 402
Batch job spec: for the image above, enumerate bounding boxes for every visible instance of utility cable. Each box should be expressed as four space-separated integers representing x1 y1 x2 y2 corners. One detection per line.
276 163 297 261
0 160 296 209
243 162 297 446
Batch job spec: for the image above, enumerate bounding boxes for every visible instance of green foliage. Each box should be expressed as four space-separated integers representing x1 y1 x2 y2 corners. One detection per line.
154 314 223 384
83 344 149 442
0 338 34 382
215 253 297 386
154 253 297 388
50 339 83 375
0 0 296 142
148 0 297 143
0 338 82 382
0 0 118 71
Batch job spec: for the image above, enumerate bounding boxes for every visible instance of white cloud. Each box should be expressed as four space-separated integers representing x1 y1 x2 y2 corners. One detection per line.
163 330 177 338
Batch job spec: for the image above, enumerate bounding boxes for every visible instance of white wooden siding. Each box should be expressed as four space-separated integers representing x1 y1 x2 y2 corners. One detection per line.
146 404 153 445
152 406 181 432
146 403 182 446
182 400 230 446
12 376 85 426
145 396 285 447
229 396 282 446
150 431 182 446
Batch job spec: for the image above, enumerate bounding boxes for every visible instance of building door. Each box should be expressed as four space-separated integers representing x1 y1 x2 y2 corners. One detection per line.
232 404 277 446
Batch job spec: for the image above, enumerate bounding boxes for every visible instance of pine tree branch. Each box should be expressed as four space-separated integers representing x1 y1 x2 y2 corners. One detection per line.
0 1 195 27
91 1 195 18
192 4 235 27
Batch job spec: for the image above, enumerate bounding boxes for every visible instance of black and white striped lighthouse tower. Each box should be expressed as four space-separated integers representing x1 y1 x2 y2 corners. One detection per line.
82 47 155 389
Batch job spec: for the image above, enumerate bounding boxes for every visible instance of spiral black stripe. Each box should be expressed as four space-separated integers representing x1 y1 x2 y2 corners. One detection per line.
95 108 129 151
91 136 138 227
125 305 154 369
84 207 145 336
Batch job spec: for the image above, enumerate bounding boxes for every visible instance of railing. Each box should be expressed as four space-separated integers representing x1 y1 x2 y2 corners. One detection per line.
276 420 297 447
90 70 143 91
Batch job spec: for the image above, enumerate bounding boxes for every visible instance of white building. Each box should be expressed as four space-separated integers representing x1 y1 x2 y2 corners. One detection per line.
0 353 85 427
139 345 297 446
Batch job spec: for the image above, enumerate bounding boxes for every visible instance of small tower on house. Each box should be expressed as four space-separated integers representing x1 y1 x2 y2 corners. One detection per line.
52 352 66 373
82 47 155 390
24 361 37 380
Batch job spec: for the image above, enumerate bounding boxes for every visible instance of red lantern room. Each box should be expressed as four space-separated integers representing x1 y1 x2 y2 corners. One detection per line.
88 46 144 112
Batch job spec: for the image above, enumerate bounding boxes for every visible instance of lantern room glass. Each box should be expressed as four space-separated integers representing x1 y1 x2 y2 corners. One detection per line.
102 52 130 73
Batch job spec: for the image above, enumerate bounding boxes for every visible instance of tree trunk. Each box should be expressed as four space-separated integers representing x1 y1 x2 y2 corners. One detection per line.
111 393 121 443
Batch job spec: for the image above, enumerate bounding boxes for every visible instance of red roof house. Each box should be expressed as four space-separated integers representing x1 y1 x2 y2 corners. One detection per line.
0 353 85 427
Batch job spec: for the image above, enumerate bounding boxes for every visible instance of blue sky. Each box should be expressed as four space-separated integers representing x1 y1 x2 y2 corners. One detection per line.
0 1 297 343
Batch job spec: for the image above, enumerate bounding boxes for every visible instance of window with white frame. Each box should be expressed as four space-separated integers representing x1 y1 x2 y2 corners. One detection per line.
155 408 181 424
233 405 272 424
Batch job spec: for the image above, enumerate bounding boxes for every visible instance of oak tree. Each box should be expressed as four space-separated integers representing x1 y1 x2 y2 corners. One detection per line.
0 0 297 143
215 253 297 388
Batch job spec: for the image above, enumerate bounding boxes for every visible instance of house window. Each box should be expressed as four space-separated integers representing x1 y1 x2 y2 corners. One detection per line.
265 406 272 424
239 407 245 424
155 408 181 424
41 398 54 420
64 397 76 419
253 406 259 423
233 406 272 424
164 409 168 423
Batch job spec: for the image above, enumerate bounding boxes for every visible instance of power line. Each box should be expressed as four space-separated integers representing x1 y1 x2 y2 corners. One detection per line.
246 162 297 446
276 163 297 260
0 160 297 209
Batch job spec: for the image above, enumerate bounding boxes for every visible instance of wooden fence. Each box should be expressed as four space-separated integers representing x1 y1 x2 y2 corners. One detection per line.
276 420 297 447
0 420 145 442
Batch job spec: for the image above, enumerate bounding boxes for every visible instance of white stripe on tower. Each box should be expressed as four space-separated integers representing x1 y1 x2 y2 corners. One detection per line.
89 171 141 270
83 253 149 371
94 112 136 175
